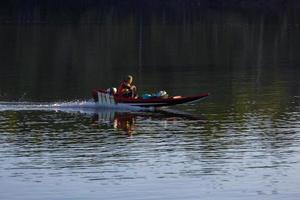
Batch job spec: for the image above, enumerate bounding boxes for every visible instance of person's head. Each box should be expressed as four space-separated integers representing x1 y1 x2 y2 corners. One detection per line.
125 75 133 84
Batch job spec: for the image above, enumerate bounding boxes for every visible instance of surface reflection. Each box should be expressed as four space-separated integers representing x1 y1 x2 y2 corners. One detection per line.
0 105 299 200
92 109 206 135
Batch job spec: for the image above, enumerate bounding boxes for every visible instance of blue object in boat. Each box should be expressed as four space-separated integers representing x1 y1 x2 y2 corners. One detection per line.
142 94 152 99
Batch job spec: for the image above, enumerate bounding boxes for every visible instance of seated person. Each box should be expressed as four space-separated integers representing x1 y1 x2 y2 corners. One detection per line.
117 75 137 98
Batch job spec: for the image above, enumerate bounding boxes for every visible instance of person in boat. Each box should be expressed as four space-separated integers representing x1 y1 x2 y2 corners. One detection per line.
117 75 137 98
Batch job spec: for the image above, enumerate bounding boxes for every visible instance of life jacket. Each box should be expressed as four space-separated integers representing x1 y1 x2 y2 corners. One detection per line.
117 82 131 95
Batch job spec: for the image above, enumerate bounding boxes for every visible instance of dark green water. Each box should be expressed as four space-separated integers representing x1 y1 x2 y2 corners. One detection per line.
0 3 300 200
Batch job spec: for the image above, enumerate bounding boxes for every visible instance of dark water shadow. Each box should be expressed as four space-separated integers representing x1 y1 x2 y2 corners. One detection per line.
90 108 207 135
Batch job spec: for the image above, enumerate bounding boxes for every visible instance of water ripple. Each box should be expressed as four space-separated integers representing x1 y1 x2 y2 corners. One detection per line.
1 104 300 199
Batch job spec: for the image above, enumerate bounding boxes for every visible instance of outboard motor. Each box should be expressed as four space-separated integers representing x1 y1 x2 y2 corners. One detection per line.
106 87 117 95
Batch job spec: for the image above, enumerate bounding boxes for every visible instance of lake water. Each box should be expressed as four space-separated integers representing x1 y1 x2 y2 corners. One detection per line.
1 2 300 200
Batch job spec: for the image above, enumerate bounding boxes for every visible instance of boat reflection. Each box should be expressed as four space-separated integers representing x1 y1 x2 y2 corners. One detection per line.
92 109 206 135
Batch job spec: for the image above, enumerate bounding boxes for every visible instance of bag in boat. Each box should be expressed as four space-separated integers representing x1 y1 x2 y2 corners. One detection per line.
142 90 168 99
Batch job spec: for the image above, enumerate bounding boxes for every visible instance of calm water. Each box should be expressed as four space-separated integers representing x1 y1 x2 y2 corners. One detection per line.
1 3 300 200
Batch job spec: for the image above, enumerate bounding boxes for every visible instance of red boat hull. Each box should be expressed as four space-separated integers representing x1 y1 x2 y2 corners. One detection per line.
92 90 209 108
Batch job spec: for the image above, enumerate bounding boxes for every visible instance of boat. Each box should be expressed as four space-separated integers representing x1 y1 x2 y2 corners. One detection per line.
92 89 209 108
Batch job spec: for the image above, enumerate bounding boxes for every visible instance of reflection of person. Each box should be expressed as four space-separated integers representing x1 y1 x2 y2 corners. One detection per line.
117 75 137 98
113 113 136 135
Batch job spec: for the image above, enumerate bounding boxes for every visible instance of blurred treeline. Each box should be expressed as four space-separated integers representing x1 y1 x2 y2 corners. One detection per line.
0 0 299 101
0 0 299 24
